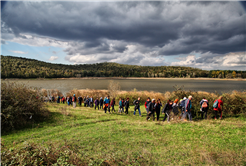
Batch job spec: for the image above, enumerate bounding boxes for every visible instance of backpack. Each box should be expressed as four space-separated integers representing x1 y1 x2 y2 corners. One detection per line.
213 100 218 108
202 101 208 108
180 99 186 107
133 100 137 105
72 97 75 102
172 104 179 114
146 101 150 108
178 102 182 109
148 102 152 112
162 103 168 113
124 101 127 107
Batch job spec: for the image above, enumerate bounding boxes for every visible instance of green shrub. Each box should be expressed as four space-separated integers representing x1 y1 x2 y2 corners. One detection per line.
1 82 49 133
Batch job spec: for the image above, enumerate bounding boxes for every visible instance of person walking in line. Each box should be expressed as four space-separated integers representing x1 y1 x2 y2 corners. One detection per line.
87 96 90 107
61 96 65 104
183 95 193 121
83 96 87 107
162 99 173 122
213 96 223 120
94 97 99 110
72 94 77 108
172 99 179 114
107 96 111 113
122 98 125 113
69 96 72 106
90 96 93 107
78 96 82 106
125 98 130 114
77 96 80 105
57 96 60 103
104 96 110 113
144 97 151 114
200 97 209 119
67 96 69 105
118 98 123 113
146 99 156 121
179 97 187 119
110 98 116 112
99 97 103 109
88 96 90 107
155 99 162 121
133 97 142 117
63 96 66 104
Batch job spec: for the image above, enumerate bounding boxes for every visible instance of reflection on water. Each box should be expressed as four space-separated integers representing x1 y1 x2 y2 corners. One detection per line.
2 78 246 94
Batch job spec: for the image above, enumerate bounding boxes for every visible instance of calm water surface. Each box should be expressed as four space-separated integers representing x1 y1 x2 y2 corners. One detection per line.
3 79 246 94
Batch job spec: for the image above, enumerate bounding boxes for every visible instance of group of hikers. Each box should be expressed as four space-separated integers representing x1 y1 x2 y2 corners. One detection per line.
46 94 224 121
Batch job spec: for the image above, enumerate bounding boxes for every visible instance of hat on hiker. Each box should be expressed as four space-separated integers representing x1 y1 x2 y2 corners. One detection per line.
188 95 192 99
183 97 187 100
74 94 75 96
152 99 155 101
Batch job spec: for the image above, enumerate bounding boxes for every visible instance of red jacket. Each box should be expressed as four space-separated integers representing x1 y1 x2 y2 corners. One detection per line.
145 100 150 108
214 99 223 111
144 101 147 108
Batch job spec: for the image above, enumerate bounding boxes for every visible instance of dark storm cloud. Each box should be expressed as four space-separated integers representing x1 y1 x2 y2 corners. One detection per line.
196 53 221 64
1 1 7 10
1 1 245 57
185 1 232 8
64 39 128 55
240 1 246 11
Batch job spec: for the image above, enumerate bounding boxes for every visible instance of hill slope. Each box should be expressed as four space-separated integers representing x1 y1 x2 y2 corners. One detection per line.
2 103 246 165
1 55 245 78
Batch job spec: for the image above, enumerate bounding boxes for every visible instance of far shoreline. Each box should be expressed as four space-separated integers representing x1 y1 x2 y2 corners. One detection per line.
2 77 246 81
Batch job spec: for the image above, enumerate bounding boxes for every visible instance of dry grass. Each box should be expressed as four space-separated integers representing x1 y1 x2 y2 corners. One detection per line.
41 89 63 97
67 89 109 98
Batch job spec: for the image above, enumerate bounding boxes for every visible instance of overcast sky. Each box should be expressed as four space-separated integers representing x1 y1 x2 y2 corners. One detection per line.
1 1 246 70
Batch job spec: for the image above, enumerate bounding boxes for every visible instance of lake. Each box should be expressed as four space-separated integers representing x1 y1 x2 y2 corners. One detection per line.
3 78 245 95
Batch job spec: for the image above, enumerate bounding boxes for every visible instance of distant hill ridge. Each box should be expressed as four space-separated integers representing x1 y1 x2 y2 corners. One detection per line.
1 55 245 79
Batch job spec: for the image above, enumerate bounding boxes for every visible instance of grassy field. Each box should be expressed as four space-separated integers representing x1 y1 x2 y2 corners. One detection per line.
1 103 246 165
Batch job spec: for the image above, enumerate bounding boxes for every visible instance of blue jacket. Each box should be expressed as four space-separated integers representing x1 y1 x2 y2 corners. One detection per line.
119 100 122 107
104 98 109 104
180 99 186 107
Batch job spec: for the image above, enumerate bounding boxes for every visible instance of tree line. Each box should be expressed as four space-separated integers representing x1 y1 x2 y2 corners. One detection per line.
1 55 246 79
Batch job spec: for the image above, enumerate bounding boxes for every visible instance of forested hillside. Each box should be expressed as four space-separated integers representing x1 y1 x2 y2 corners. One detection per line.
1 55 246 79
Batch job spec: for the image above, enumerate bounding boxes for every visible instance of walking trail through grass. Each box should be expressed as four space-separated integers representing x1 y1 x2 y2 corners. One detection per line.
2 103 246 165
